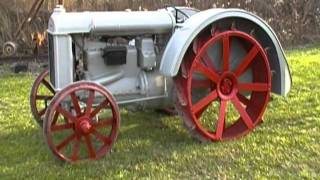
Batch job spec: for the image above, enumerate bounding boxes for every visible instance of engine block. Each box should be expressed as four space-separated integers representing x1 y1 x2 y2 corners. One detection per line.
48 6 188 108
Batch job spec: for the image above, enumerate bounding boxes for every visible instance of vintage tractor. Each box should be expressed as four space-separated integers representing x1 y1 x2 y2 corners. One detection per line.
30 4 292 163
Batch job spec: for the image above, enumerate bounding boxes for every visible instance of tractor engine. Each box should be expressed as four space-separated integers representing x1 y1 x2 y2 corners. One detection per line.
48 6 198 108
72 35 171 108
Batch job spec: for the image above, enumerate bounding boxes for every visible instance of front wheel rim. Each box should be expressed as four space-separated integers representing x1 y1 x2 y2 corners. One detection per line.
44 82 120 163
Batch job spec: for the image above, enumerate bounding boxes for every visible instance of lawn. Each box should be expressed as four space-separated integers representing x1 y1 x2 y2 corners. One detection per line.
0 46 319 179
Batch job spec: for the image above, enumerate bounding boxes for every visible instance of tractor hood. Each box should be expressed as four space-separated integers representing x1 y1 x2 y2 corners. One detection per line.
48 5 176 36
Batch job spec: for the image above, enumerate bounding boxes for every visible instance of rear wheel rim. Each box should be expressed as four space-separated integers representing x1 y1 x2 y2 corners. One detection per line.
184 30 271 141
44 82 120 163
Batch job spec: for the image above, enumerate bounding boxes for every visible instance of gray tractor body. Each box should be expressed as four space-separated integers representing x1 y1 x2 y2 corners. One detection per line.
47 5 291 108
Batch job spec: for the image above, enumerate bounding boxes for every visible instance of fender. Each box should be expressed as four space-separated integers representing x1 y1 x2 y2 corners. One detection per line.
160 8 292 96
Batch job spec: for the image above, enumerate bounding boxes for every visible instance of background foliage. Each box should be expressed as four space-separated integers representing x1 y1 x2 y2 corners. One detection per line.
0 0 320 51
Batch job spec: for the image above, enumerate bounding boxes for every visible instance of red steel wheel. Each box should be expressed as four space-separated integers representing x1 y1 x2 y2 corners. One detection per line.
43 82 120 163
30 69 55 126
176 30 271 141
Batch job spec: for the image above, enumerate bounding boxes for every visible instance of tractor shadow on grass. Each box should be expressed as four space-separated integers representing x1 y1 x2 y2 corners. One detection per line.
102 110 206 164
117 110 199 147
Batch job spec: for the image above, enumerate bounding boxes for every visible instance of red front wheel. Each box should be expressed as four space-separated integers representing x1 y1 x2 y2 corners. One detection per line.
175 30 271 141
43 82 120 163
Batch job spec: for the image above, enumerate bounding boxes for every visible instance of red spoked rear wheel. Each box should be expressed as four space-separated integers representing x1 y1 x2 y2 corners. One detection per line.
30 70 55 126
176 30 271 141
43 82 120 163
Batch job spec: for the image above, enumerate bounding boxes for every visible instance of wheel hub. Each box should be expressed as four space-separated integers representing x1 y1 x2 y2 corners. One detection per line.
3 41 17 56
220 78 233 95
5 46 13 54
218 73 238 99
77 117 92 134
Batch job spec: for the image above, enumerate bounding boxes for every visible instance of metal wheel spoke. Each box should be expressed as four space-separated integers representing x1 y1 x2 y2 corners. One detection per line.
56 106 77 122
41 79 55 94
84 135 96 158
238 83 269 92
194 61 219 83
85 90 95 116
92 129 112 145
39 108 46 116
234 45 259 77
191 90 218 114
36 95 54 101
70 92 82 116
92 118 113 129
195 104 210 118
216 100 227 139
237 93 250 106
51 123 74 132
90 99 109 118
70 137 80 161
56 133 77 151
201 52 219 74
52 112 59 125
222 35 230 72
231 96 254 129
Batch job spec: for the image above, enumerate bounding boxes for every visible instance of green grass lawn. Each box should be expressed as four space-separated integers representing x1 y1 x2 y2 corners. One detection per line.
0 46 320 179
